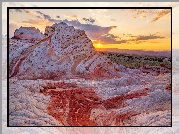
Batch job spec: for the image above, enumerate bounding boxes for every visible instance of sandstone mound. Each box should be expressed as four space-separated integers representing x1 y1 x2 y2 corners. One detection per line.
9 22 124 80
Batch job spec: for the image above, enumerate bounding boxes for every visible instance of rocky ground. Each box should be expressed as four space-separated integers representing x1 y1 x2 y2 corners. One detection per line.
9 73 171 126
6 22 172 127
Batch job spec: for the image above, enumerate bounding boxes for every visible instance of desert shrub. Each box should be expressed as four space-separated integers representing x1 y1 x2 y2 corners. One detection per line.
103 52 171 69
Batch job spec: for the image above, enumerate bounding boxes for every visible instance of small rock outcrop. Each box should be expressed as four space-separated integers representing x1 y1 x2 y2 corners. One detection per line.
13 26 43 41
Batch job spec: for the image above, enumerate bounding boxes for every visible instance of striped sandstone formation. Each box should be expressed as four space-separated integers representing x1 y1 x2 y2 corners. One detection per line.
9 22 123 80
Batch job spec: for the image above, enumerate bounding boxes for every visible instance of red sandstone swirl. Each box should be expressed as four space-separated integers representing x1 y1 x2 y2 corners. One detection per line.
40 82 150 126
9 22 121 80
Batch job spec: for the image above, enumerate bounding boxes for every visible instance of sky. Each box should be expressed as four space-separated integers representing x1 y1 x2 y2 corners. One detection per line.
2 2 179 51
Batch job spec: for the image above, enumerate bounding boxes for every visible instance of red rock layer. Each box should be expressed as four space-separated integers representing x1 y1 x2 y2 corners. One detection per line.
9 56 26 78
41 82 150 126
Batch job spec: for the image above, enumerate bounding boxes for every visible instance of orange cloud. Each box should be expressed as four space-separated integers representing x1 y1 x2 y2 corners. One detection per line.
64 15 78 20
122 9 171 22
152 9 171 22
17 19 53 33
25 10 34 15
20 19 48 25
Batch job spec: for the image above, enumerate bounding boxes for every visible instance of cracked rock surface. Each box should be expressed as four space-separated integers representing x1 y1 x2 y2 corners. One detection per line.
8 75 171 126
9 79 61 126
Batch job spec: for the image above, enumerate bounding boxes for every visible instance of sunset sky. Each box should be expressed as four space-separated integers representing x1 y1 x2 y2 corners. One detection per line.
2 2 178 51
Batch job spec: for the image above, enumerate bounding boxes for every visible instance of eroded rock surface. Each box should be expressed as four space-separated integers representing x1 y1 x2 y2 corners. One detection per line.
8 22 171 126
9 77 171 126
9 79 61 126
9 22 121 80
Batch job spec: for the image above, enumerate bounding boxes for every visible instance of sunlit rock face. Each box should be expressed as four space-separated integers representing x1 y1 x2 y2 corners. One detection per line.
8 22 171 126
9 22 123 80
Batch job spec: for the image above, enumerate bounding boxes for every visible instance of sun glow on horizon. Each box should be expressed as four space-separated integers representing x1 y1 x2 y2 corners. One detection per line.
94 43 103 48
92 38 170 51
